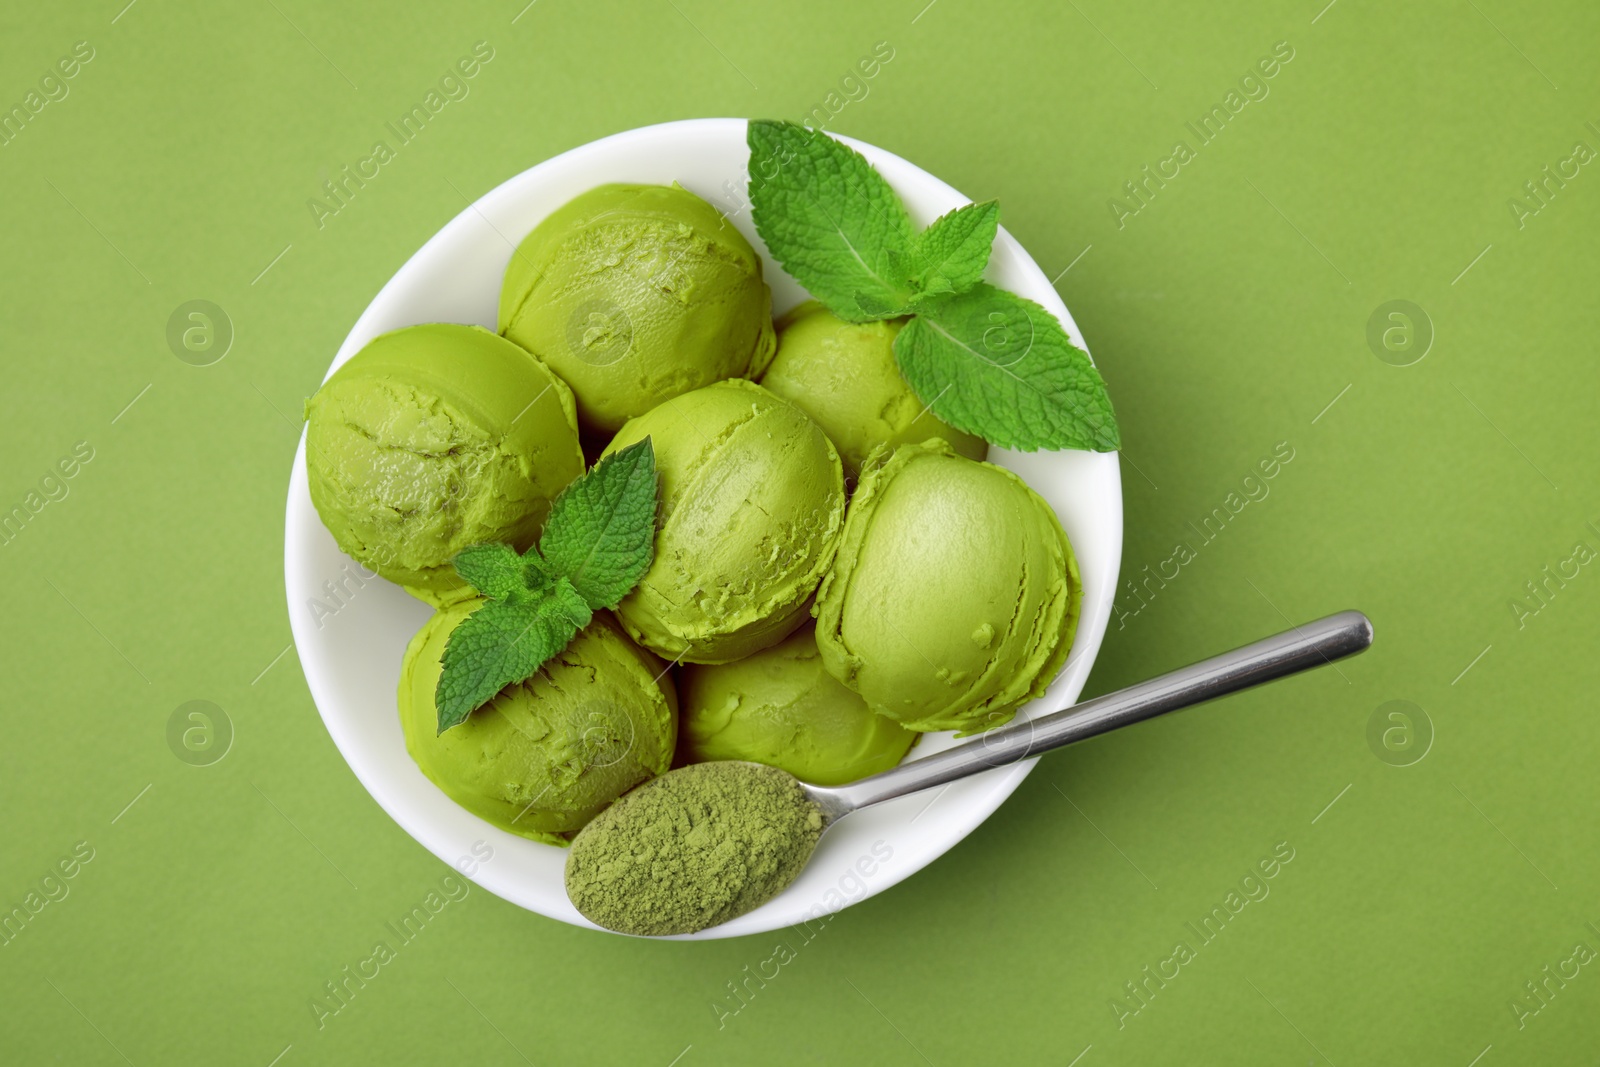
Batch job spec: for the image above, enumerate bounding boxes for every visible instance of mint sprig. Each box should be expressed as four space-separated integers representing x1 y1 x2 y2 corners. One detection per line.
747 119 1118 453
433 439 658 733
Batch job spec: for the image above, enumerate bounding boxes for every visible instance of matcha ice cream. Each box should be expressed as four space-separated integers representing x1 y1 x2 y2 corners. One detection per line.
760 301 987 477
399 601 677 844
604 379 846 665
678 623 915 786
305 323 584 605
498 183 777 433
815 440 1081 734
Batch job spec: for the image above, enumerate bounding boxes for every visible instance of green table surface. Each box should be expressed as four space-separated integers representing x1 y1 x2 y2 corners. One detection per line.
4 0 1598 1063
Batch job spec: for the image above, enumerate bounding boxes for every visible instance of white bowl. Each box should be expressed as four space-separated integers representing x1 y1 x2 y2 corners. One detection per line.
283 118 1123 939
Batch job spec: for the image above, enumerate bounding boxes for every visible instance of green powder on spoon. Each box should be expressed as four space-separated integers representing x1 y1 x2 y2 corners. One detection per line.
565 762 824 936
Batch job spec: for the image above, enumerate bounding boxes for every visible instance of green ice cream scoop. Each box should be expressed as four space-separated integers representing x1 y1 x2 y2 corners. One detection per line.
498 183 777 433
678 623 916 786
398 602 677 845
814 440 1081 734
305 323 584 605
604 379 846 665
760 301 987 478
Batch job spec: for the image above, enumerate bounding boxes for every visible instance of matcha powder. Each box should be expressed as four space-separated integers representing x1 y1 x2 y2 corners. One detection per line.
565 762 824 936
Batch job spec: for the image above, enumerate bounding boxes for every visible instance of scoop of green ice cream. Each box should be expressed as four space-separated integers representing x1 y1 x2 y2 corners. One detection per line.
498 183 777 433
814 440 1081 734
678 623 915 786
305 323 584 605
398 603 677 844
604 379 846 665
760 301 987 478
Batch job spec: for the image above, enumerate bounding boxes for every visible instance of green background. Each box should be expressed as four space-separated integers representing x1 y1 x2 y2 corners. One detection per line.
4 0 1598 1063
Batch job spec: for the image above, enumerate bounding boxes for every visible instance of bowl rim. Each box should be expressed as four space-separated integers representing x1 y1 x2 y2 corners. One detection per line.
284 117 1123 939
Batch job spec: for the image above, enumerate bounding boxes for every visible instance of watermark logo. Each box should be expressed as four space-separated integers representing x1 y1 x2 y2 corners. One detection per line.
573 697 638 772
976 703 1035 765
167 700 233 767
976 302 1034 368
166 300 233 366
1366 699 1432 767
564 297 634 367
1365 300 1431 366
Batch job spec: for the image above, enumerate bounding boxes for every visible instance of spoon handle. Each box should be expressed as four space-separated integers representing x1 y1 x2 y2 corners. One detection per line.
823 610 1373 815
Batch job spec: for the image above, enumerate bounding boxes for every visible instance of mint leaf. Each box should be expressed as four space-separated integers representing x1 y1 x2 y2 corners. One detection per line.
539 438 658 610
910 200 998 299
450 543 524 599
748 119 916 321
433 581 592 733
853 289 910 318
894 283 1120 452
453 540 557 599
435 442 660 731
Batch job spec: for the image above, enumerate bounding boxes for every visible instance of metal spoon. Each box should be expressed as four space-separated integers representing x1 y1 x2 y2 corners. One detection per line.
807 609 1373 828
566 610 1373 935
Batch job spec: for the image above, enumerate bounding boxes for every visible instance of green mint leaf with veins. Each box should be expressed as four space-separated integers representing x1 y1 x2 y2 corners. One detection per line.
433 581 592 733
894 283 1120 452
449 542 525 600
748 119 916 321
435 440 659 732
539 438 658 610
910 200 998 299
852 289 911 319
